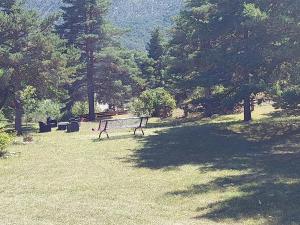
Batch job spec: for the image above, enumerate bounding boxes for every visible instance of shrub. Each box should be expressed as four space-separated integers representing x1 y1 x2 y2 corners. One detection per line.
1 107 14 121
191 90 238 117
275 86 300 109
71 101 89 116
130 98 149 116
130 88 176 118
31 99 62 122
0 111 8 129
0 111 6 121
0 132 13 151
20 86 38 123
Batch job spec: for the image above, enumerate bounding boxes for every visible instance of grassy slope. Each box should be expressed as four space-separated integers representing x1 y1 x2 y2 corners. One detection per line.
1 104 300 225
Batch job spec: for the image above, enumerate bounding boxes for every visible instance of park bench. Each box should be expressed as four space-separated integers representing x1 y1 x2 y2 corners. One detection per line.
94 117 149 139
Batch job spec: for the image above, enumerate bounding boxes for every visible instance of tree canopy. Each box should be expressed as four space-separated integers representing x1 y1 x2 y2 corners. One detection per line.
166 0 300 120
0 2 79 133
57 0 110 120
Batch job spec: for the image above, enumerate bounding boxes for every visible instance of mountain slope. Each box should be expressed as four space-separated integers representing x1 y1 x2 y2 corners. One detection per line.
25 0 183 50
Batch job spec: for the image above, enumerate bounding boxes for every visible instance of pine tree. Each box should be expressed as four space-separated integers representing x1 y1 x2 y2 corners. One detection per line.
0 0 14 111
0 2 78 134
57 0 109 121
146 28 165 88
168 0 300 121
0 0 16 13
147 28 164 61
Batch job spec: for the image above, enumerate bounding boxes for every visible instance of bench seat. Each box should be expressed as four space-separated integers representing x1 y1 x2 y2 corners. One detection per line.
95 117 148 139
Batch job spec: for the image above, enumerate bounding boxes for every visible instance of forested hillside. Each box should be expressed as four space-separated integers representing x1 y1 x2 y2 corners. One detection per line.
25 0 183 49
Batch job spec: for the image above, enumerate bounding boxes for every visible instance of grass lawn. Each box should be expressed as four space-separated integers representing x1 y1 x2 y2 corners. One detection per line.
1 104 300 225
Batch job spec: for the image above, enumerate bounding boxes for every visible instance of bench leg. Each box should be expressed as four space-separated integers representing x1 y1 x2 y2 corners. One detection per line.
134 127 144 136
99 131 103 139
99 130 110 140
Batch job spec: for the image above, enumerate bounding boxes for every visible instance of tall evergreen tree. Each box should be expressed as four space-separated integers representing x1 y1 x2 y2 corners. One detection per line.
0 0 16 13
0 2 78 134
146 28 165 88
168 0 300 121
57 0 109 120
147 28 164 61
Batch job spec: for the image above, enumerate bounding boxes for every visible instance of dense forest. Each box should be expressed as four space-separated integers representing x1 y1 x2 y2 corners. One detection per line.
25 0 183 49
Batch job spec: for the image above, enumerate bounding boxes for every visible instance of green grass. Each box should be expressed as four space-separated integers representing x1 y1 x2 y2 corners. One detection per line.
1 104 300 225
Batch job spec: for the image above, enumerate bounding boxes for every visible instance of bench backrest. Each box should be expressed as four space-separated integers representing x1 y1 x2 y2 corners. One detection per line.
98 117 148 131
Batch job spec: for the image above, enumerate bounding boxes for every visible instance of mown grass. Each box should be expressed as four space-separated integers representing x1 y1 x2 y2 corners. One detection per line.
0 104 300 225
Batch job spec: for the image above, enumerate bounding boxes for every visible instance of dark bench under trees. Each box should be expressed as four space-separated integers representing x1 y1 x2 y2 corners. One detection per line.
94 117 149 139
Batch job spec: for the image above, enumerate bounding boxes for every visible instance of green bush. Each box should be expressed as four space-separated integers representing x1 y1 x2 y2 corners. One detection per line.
130 88 176 118
20 86 38 123
30 99 62 121
0 132 13 151
279 87 300 109
71 101 89 116
1 107 14 121
0 111 7 129
0 111 5 120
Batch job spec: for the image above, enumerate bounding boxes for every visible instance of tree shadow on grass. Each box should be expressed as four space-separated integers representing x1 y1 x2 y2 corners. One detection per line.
1 123 38 134
91 134 144 142
267 108 300 117
126 121 300 225
127 121 264 170
146 116 204 129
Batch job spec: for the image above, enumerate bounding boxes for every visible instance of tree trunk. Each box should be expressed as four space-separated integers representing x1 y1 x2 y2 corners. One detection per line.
243 95 252 122
204 87 213 117
183 107 189 118
87 51 95 121
0 85 13 110
14 97 23 135
204 87 211 98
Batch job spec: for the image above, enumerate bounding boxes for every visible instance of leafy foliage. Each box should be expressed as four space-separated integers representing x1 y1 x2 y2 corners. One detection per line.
4 0 300 126
95 47 137 107
71 101 89 116
0 2 77 133
147 28 164 61
0 0 16 13
276 86 300 109
166 0 300 121
272 61 300 109
32 99 62 122
0 132 13 151
20 86 38 122
0 111 8 130
130 88 176 118
57 0 111 120
131 51 155 91
145 28 166 88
